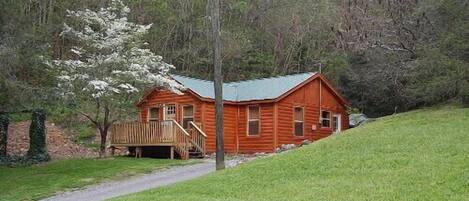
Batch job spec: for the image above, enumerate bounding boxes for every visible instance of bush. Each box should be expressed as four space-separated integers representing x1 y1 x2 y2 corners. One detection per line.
77 124 96 140
0 155 40 167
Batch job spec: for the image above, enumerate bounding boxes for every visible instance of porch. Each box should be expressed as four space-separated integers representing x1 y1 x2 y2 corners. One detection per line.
110 120 206 159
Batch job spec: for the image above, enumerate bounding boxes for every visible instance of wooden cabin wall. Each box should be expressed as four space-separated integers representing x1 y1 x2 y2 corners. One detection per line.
138 90 203 125
319 82 350 137
276 79 349 146
204 103 276 154
236 104 275 153
277 84 319 146
136 76 349 154
201 103 238 153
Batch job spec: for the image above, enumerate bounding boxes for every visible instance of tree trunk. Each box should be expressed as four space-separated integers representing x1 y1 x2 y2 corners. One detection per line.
0 113 9 157
99 127 108 158
27 109 50 161
210 0 225 170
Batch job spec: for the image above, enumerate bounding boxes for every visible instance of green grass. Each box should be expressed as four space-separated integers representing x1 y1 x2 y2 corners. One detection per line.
114 107 469 201
0 157 194 201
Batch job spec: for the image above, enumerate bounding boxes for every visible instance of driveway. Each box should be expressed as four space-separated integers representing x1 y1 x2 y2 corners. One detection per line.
42 160 215 201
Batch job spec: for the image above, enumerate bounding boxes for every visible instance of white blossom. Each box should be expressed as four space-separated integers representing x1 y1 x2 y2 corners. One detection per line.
70 48 82 56
52 0 183 99
57 75 71 81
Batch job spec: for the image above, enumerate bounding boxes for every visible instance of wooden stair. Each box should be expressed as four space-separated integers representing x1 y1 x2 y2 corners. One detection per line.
186 122 207 159
188 147 204 158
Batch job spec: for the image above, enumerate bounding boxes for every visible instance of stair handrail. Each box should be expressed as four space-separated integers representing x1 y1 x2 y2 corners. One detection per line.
171 119 190 137
188 121 207 156
189 121 207 137
170 119 191 159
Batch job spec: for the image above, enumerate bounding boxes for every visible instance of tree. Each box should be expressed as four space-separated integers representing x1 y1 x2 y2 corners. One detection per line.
210 0 225 170
27 109 49 162
51 0 181 157
0 112 8 157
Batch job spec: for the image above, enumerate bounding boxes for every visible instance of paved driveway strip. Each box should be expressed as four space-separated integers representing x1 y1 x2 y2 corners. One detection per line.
42 161 215 201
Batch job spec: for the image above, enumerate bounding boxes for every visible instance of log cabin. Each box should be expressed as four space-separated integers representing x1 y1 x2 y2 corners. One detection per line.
110 72 349 159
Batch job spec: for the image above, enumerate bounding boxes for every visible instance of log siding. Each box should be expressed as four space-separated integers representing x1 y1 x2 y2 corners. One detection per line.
136 75 349 153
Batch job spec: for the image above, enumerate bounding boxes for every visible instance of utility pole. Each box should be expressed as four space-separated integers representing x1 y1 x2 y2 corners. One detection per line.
210 0 225 170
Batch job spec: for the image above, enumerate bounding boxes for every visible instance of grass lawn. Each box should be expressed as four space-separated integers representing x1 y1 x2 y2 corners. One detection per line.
0 157 194 201
114 107 469 201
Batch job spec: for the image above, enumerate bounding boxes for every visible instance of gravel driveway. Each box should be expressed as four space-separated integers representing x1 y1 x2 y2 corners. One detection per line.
41 160 216 201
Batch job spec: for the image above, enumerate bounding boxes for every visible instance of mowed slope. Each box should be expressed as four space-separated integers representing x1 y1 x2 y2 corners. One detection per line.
114 107 469 201
0 158 191 200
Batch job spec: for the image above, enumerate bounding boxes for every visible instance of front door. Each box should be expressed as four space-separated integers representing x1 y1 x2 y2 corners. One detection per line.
332 114 341 132
164 104 176 120
162 104 176 141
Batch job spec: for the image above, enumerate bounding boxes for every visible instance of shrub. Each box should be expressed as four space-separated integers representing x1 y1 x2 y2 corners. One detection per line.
77 124 96 141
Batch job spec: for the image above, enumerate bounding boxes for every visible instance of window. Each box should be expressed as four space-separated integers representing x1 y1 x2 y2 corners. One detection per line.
321 111 331 128
294 107 304 136
248 106 260 136
148 108 160 122
182 105 194 129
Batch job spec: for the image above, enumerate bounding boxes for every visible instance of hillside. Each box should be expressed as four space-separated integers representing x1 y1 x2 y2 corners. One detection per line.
2 0 468 117
7 121 96 159
114 107 469 201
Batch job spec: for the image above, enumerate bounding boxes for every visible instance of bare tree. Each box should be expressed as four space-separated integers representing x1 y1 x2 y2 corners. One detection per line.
210 0 225 170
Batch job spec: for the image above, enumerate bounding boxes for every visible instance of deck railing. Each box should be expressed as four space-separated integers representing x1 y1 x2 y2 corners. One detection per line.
110 120 203 159
110 120 175 146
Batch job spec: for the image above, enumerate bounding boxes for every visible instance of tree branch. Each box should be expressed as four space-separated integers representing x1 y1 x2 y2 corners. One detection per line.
94 98 101 125
80 111 99 126
104 103 110 128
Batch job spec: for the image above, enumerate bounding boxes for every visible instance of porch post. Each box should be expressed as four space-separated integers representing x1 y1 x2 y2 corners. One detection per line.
170 146 174 159
135 147 142 158
110 146 115 156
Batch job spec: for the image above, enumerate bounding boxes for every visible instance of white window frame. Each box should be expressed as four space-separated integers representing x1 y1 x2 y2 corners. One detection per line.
321 110 331 128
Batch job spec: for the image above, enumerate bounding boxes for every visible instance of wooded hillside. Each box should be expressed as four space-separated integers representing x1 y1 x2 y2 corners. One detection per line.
1 0 468 117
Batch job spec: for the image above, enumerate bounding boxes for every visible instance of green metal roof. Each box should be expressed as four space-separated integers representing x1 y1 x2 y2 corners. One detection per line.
171 72 317 102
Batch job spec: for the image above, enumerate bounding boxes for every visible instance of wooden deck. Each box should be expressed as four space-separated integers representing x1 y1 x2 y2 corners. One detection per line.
110 120 206 159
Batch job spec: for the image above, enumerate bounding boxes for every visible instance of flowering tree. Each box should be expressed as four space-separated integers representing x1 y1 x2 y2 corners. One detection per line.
52 0 181 157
